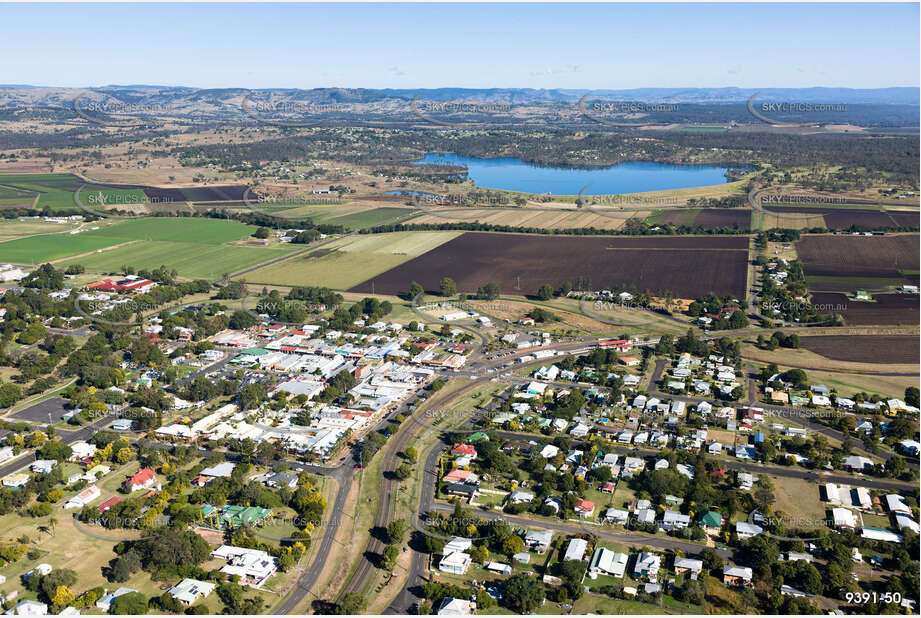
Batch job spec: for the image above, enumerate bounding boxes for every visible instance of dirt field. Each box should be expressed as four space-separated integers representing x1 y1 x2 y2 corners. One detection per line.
654 208 751 230
797 234 920 279
798 335 920 364
350 232 749 299
769 206 905 230
809 292 919 326
410 207 646 230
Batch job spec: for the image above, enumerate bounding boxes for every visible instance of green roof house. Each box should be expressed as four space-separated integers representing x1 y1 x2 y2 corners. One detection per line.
700 510 724 531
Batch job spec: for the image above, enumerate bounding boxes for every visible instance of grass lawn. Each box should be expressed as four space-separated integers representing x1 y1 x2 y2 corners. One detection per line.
82 218 259 244
0 233 125 263
61 240 298 279
770 475 828 527
245 230 462 289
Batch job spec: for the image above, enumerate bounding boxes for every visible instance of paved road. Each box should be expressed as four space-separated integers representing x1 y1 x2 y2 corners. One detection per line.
0 412 118 478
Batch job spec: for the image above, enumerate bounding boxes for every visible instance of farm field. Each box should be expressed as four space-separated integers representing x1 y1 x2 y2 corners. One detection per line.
0 220 84 242
648 208 751 230
244 230 463 289
0 233 125 263
795 234 920 324
796 234 920 279
61 240 298 279
0 172 250 212
770 206 919 230
410 207 647 230
797 335 920 364
809 292 919 326
350 232 750 299
274 204 421 229
80 217 259 243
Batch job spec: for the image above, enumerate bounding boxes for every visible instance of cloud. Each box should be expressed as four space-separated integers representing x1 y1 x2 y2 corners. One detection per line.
529 64 580 77
387 66 406 77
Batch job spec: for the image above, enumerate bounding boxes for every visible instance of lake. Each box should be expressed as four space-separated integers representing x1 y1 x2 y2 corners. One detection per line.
413 152 734 195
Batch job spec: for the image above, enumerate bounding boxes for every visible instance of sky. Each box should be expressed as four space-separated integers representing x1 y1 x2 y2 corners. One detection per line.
1 3 918 89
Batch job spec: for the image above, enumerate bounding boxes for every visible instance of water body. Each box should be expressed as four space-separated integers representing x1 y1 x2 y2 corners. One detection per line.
414 153 734 195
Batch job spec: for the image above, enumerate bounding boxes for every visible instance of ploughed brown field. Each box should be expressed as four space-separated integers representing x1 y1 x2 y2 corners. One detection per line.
771 207 919 230
656 209 751 230
349 232 749 299
797 234 920 279
809 292 919 326
798 335 920 364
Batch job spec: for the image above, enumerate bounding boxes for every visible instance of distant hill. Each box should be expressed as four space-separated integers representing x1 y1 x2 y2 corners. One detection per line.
0 85 917 106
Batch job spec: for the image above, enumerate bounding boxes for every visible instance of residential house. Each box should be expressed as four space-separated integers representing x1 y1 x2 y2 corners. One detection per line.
723 565 753 587
588 548 628 579
169 579 216 605
674 557 703 580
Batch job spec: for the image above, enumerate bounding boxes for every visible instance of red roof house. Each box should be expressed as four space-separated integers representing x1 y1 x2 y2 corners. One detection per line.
97 496 124 513
451 444 477 457
126 467 159 492
574 499 596 515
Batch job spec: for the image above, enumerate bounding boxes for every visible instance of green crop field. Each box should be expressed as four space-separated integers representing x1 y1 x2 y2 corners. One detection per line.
0 173 139 212
82 217 258 243
273 204 421 229
0 234 125 263
245 230 461 289
60 240 298 279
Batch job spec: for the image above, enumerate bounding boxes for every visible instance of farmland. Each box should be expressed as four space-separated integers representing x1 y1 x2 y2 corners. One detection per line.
808 292 919 326
794 234 920 325
410 207 646 230
60 240 298 279
0 233 126 263
350 231 750 299
797 335 920 364
648 208 751 230
769 206 919 230
0 217 296 278
796 234 920 280
0 172 250 212
80 217 259 243
245 230 463 289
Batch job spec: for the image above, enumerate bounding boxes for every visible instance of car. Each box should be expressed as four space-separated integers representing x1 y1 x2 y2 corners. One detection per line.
354 463 362 469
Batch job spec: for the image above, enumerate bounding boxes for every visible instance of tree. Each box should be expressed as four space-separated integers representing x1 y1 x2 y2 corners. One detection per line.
701 547 723 573
905 386 920 408
476 282 501 300
504 573 545 614
51 585 75 609
394 463 412 480
408 281 424 300
502 534 524 557
381 544 399 570
537 284 554 300
439 277 457 297
109 551 142 582
110 592 149 615
335 592 367 615
386 519 407 545
403 446 418 463
253 227 271 239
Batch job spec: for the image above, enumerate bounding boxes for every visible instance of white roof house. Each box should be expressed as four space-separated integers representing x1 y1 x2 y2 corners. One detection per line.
634 552 661 579
211 545 278 587
436 598 476 615
169 579 216 605
831 507 857 529
439 551 472 575
588 548 628 579
564 538 588 561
